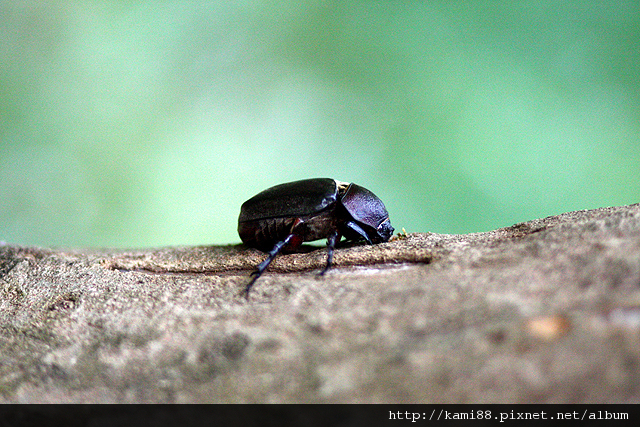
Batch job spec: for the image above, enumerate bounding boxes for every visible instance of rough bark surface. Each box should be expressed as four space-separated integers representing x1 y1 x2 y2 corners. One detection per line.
1 203 640 403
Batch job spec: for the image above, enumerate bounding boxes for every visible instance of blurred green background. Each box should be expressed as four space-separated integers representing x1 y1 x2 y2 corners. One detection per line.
1 1 639 248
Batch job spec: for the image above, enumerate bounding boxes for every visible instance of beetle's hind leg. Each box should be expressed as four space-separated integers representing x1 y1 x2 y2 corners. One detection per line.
242 233 295 299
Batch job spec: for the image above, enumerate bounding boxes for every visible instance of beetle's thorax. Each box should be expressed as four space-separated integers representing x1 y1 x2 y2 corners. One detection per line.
294 209 341 243
337 182 393 243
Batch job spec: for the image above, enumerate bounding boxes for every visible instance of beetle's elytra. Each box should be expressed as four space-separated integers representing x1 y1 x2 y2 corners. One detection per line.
238 178 393 297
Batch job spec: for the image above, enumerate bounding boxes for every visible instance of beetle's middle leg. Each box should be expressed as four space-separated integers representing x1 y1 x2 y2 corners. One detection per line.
319 229 340 276
242 233 296 298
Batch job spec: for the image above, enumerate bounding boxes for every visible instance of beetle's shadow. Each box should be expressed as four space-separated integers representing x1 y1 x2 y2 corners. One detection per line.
237 239 365 255
282 240 364 254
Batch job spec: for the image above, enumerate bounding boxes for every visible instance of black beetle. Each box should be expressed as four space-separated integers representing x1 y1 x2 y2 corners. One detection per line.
238 178 394 297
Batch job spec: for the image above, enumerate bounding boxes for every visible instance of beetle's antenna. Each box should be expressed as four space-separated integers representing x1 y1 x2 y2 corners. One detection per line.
241 233 295 299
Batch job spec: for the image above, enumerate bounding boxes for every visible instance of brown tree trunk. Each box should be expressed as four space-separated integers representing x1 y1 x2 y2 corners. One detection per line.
1 204 639 403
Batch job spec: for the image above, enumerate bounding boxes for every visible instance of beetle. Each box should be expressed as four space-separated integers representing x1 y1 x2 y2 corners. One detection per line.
238 178 394 297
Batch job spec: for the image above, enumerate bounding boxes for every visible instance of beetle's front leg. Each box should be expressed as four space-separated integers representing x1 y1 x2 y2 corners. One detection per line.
319 229 340 276
344 221 373 244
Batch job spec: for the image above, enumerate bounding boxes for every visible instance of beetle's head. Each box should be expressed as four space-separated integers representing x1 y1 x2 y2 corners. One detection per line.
340 183 393 243
375 217 394 242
